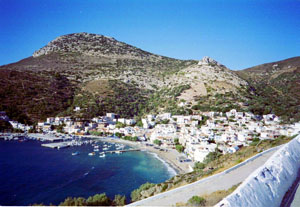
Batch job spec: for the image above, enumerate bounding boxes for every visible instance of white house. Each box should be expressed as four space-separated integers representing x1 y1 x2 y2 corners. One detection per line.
147 114 155 121
106 113 116 119
150 124 177 142
46 117 55 124
118 118 125 124
193 142 217 162
125 119 136 125
227 146 240 153
74 107 81 112
157 113 171 120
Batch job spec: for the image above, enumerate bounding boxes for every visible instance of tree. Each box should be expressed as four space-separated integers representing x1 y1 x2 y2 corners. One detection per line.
59 197 76 206
116 122 126 128
176 144 184 153
203 149 222 164
74 197 86 206
122 136 138 142
86 193 112 206
194 162 206 171
161 119 169 124
113 194 126 206
174 138 179 145
115 132 124 138
136 120 143 127
0 120 13 132
56 123 66 133
154 139 162 146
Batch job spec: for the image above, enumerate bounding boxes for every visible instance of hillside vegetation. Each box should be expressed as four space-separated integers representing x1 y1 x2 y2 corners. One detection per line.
237 57 300 123
0 69 76 123
0 33 249 123
60 79 151 119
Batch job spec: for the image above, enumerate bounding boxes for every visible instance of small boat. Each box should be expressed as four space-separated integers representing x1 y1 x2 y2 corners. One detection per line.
99 154 106 158
115 151 122 154
116 146 124 150
88 152 96 156
72 152 79 156
94 148 99 152
103 147 108 151
94 145 99 149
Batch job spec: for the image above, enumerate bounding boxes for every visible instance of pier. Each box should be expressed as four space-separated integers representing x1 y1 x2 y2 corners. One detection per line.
29 133 64 142
41 142 70 149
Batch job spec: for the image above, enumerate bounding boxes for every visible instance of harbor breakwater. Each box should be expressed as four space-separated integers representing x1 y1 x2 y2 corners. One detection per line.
217 134 300 207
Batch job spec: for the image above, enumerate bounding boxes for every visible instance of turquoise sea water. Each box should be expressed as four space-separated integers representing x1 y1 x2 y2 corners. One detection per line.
0 140 175 205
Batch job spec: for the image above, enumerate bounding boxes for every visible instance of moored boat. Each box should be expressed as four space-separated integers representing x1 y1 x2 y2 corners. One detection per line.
72 152 79 156
88 152 96 156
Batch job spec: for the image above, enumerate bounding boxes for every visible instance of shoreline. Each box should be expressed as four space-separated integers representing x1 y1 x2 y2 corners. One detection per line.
2 133 191 175
85 135 192 175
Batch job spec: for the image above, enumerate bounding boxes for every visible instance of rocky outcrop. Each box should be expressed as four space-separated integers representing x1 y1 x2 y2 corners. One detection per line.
198 56 224 67
169 57 248 103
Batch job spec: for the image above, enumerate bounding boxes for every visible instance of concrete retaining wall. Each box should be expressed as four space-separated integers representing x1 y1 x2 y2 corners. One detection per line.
217 135 300 207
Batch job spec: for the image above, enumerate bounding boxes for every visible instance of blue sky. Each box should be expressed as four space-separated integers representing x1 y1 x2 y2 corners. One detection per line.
0 0 299 69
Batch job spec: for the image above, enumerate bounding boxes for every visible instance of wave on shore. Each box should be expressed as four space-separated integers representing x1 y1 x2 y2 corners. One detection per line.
147 152 177 177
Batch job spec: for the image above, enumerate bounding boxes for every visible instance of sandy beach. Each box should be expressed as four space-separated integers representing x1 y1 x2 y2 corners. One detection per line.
86 135 193 175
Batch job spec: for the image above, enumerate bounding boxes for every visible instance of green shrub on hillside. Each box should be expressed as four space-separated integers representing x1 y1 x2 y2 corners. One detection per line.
131 182 155 202
188 196 206 206
113 194 126 206
59 193 112 206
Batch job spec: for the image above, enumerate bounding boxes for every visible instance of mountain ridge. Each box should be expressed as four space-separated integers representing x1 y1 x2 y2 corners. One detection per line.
33 32 164 60
0 32 298 123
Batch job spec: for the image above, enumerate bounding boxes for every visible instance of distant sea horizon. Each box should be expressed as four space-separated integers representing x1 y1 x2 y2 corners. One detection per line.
0 139 175 205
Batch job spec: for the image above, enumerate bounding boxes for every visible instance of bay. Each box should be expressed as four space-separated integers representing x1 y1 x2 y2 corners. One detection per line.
0 140 174 205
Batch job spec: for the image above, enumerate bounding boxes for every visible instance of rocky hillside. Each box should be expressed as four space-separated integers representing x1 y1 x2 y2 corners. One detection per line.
0 32 267 123
33 32 159 59
27 32 196 90
170 57 247 102
236 57 300 122
138 56 249 116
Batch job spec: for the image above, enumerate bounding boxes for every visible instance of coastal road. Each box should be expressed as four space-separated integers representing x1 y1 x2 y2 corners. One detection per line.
128 146 280 206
